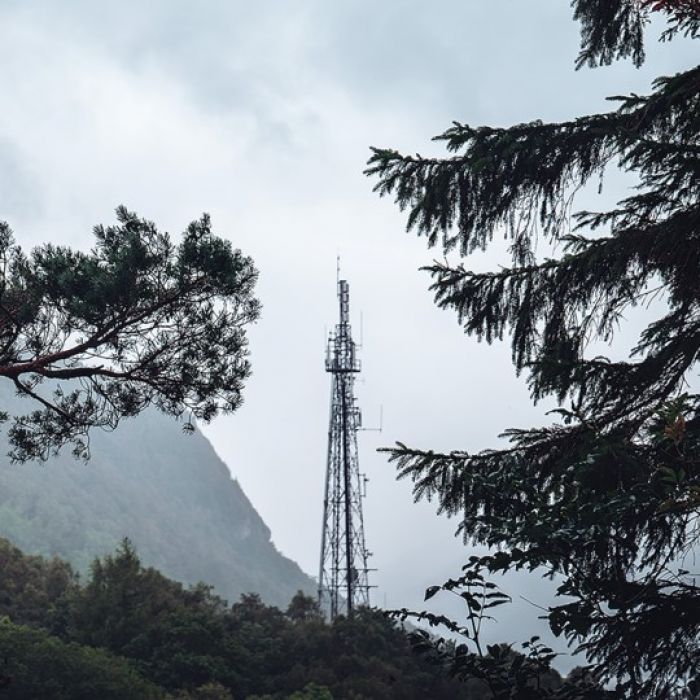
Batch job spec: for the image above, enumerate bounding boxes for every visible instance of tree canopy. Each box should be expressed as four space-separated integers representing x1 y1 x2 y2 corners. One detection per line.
0 538 486 699
0 206 259 461
367 1 699 697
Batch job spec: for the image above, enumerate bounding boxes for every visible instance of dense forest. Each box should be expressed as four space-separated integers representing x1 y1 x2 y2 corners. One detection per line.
0 537 575 699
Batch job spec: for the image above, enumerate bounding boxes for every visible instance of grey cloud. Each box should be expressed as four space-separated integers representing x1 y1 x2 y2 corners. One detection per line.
0 140 42 223
6 1 696 128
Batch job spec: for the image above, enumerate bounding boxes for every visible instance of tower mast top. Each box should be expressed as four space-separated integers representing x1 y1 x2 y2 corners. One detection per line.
318 277 371 619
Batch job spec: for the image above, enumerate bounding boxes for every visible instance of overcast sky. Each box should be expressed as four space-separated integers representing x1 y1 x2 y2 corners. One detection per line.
1 0 696 671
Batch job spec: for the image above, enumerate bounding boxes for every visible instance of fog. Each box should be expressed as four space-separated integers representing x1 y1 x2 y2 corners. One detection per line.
0 0 696 671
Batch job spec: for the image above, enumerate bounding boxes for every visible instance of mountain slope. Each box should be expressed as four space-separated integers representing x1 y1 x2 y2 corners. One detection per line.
0 405 315 608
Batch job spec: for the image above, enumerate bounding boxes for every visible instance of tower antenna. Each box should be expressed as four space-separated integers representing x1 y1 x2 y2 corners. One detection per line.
318 277 372 619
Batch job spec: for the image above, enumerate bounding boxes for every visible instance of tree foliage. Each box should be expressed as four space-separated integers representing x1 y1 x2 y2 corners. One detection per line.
0 537 76 635
0 538 484 698
0 206 259 461
366 2 699 697
0 618 162 700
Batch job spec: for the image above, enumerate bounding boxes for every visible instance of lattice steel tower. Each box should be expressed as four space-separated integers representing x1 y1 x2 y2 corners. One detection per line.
318 279 371 619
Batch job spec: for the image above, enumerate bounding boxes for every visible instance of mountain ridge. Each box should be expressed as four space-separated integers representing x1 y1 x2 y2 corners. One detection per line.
0 402 315 608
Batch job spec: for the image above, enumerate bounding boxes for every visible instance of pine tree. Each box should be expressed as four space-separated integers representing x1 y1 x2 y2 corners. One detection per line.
0 206 259 461
366 2 699 697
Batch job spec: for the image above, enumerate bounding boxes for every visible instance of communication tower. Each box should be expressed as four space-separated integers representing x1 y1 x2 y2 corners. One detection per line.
318 279 371 619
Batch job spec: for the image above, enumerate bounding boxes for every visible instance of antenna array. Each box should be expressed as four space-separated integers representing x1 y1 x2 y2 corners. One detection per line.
318 279 371 618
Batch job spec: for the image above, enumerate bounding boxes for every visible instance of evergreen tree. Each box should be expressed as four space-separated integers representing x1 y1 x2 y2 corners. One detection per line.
286 591 324 623
366 2 699 697
0 537 77 633
0 206 259 461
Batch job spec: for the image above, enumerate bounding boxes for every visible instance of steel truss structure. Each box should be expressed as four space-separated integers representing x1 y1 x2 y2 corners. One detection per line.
318 279 371 619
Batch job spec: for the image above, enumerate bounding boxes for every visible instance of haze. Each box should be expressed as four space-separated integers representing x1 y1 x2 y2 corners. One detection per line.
0 0 696 670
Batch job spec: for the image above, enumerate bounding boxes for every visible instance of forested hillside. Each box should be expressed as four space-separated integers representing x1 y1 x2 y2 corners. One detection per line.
0 402 313 608
0 539 478 699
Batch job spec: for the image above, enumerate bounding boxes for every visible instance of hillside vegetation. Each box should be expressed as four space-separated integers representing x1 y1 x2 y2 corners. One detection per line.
0 403 313 608
0 538 479 699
